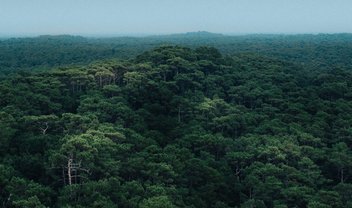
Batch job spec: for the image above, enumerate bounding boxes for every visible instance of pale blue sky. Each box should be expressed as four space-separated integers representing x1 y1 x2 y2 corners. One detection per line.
0 0 351 36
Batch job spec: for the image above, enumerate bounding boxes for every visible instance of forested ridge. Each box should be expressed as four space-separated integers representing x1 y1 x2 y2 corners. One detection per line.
1 42 352 207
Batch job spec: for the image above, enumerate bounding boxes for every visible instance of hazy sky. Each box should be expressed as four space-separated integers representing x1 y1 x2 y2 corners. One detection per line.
0 0 351 36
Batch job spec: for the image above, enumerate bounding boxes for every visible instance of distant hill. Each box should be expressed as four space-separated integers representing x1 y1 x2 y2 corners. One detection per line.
148 31 225 39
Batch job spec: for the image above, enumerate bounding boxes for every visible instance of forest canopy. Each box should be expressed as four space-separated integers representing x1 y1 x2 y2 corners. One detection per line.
1 33 352 74
0 35 352 207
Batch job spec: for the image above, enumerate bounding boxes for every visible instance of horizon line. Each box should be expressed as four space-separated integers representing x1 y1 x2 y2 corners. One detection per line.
1 31 352 39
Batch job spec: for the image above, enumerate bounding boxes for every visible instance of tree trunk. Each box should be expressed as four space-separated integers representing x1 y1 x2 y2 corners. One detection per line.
341 168 344 183
178 106 181 123
68 158 72 185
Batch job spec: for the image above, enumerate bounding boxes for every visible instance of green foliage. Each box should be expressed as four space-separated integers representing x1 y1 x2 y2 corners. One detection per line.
139 196 177 208
1 43 352 207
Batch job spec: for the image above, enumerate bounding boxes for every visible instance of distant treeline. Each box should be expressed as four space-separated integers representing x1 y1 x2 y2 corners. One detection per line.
1 32 352 75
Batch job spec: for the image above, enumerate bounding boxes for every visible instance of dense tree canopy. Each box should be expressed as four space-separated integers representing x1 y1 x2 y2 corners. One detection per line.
1 33 352 75
0 41 352 207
